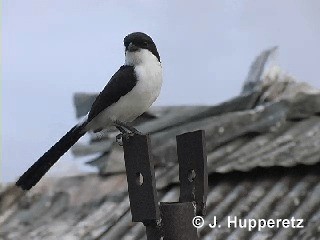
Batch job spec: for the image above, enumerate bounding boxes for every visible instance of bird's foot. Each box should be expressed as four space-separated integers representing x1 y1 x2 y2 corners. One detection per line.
114 121 143 138
127 127 143 135
116 133 123 146
116 131 136 146
114 121 144 146
115 123 144 146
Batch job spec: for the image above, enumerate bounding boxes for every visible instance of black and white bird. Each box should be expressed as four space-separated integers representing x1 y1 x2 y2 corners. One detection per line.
16 32 162 190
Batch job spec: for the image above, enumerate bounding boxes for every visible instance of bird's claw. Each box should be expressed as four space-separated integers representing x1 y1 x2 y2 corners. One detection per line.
131 129 143 135
116 132 136 146
116 134 123 146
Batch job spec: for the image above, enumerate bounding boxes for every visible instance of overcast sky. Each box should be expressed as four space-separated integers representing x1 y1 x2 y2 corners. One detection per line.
3 0 320 183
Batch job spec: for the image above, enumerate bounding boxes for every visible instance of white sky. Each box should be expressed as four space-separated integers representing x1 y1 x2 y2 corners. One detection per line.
2 0 320 183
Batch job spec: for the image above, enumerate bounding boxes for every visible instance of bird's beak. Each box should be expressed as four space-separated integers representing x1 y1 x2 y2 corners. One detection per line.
127 42 139 52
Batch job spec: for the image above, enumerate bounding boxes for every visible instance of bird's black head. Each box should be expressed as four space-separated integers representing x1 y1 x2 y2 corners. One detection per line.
124 32 160 62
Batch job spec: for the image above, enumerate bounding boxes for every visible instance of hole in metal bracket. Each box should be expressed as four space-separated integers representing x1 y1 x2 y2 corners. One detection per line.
136 172 144 186
188 169 196 182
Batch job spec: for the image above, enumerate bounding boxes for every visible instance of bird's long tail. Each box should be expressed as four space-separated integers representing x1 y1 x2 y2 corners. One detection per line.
16 122 87 190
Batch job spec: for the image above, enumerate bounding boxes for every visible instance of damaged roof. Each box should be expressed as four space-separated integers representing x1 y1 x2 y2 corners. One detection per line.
1 47 319 239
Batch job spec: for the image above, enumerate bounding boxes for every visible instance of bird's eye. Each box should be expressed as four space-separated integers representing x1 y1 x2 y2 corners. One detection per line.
142 41 148 47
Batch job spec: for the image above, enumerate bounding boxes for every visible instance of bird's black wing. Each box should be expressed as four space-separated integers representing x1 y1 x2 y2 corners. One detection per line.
88 65 137 122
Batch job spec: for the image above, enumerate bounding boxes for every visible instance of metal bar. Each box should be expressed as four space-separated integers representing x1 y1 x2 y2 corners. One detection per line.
122 134 160 222
160 202 199 240
176 130 208 216
122 131 208 239
145 220 162 240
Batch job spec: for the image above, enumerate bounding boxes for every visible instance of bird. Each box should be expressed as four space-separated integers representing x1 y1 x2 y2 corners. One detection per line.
16 32 163 190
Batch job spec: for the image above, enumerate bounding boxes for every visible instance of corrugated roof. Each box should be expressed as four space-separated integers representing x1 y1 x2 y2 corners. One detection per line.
1 164 319 239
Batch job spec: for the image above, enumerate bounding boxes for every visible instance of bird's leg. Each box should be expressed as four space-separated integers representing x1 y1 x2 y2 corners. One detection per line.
116 125 129 134
115 126 128 146
114 120 143 135
114 120 144 146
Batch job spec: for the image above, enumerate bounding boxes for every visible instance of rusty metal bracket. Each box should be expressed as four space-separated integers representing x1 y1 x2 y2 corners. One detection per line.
177 130 208 216
122 130 208 239
122 134 159 222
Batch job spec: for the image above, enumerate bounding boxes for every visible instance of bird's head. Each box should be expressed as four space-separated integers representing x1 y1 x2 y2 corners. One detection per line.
124 32 161 66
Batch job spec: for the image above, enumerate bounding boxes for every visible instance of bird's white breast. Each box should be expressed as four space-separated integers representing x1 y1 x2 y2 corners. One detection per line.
109 59 162 122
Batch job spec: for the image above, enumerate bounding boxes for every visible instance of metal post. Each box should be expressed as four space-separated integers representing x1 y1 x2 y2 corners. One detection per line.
122 130 208 240
160 202 198 240
177 130 208 216
122 134 161 239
